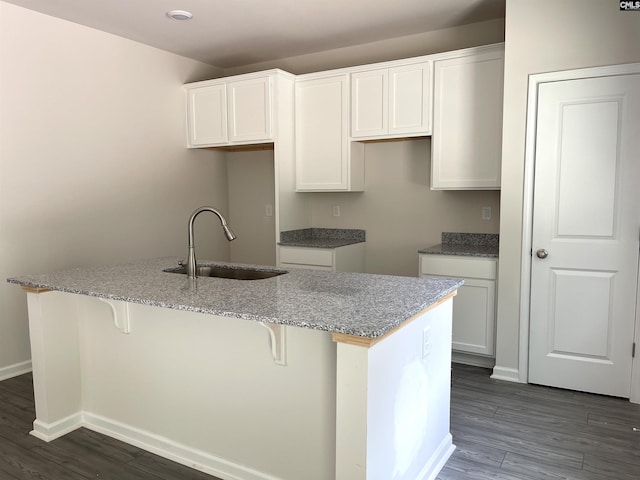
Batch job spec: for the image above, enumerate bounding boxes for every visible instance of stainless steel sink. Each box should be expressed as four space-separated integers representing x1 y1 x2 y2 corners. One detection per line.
164 265 287 280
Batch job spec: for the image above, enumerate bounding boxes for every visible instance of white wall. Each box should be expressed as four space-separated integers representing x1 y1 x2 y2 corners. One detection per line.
309 140 500 277
227 150 277 266
225 141 501 277
0 2 230 376
495 0 640 378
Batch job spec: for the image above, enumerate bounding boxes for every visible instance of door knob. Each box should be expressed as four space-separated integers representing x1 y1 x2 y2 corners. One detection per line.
536 249 549 259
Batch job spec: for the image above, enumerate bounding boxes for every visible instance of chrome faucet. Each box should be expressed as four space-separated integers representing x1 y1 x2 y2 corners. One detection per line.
186 206 236 279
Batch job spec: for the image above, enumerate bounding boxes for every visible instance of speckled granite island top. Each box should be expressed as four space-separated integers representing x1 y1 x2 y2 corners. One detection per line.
278 228 365 248
7 257 462 339
419 232 499 258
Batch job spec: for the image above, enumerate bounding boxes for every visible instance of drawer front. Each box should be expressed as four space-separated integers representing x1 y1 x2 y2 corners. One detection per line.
420 254 496 280
279 247 334 267
279 263 334 272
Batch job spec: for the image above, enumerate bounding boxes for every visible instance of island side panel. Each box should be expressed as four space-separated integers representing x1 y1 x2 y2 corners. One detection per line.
75 296 337 480
335 298 455 480
26 291 83 440
335 342 368 478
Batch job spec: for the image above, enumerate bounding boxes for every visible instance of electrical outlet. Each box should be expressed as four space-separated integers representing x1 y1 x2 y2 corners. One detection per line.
481 206 492 220
332 205 341 217
422 327 432 360
265 204 273 217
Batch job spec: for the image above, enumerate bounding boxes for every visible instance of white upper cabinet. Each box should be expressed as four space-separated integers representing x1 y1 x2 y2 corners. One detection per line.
184 45 505 193
351 62 431 139
227 76 272 143
431 45 504 190
185 74 273 148
351 69 387 138
186 83 227 146
388 63 432 135
295 74 364 191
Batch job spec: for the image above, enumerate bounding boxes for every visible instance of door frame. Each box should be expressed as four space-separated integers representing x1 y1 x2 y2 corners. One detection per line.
519 62 640 403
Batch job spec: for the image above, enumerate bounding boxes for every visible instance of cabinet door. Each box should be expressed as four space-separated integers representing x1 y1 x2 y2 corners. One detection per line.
419 254 497 356
451 279 495 356
227 76 272 143
389 63 431 135
351 69 388 138
432 48 504 189
295 75 350 190
186 84 227 147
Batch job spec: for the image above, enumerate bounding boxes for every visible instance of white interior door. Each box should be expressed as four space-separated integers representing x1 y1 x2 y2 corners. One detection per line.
529 74 640 398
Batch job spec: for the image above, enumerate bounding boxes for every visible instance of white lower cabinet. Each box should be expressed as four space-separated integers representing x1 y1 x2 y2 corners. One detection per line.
279 243 365 272
419 254 497 357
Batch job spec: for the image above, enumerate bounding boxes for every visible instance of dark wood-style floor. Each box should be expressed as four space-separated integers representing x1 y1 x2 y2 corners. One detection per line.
439 364 640 480
1 364 639 479
0 372 222 480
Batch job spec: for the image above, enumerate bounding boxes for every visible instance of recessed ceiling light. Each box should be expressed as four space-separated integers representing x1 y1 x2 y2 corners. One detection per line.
166 10 193 21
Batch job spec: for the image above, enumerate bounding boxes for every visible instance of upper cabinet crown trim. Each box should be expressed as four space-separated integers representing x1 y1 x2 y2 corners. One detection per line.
185 68 295 88
294 42 504 80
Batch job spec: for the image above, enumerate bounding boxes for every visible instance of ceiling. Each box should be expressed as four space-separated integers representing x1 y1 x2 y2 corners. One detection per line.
4 0 505 69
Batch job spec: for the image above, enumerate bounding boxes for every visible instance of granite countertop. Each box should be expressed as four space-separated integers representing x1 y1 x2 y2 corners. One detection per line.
278 228 365 248
419 232 499 258
7 257 461 339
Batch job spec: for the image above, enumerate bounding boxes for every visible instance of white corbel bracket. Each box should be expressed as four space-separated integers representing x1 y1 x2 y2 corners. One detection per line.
259 322 287 366
98 298 131 334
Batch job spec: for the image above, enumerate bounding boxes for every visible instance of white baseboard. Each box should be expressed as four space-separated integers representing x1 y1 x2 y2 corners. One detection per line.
491 366 521 383
418 433 456 480
82 411 283 480
31 412 83 442
0 360 32 381
31 409 455 480
452 352 495 369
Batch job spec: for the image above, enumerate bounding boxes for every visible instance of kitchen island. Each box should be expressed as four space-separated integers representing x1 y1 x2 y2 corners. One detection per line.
8 257 462 480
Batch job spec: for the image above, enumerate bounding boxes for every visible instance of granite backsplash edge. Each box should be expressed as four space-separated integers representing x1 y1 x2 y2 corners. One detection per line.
441 232 499 247
280 228 365 243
